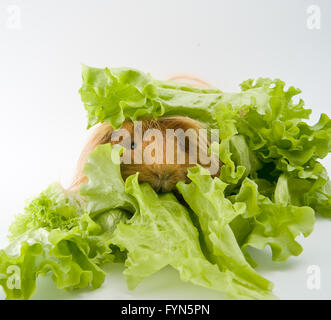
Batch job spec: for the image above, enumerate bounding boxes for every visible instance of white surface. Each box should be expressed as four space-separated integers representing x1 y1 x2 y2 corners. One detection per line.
0 0 330 300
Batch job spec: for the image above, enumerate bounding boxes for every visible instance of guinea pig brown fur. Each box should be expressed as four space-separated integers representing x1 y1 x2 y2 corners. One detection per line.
69 116 220 193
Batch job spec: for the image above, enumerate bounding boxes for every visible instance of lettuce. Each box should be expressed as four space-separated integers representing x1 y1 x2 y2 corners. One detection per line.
177 166 274 298
1 66 330 300
79 65 222 129
213 79 331 217
8 184 85 240
112 173 275 300
232 178 316 262
0 183 128 300
80 65 331 215
0 226 105 300
80 144 137 215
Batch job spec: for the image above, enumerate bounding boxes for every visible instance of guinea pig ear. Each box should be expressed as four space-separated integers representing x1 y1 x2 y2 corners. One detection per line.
68 123 113 192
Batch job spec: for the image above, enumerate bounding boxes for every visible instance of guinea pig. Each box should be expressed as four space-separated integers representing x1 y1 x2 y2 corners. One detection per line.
69 116 220 193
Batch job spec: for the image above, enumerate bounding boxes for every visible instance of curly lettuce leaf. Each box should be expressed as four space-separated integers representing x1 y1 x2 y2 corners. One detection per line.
80 143 137 215
79 65 222 129
212 79 331 216
111 173 275 299
215 81 331 170
243 204 315 262
9 184 85 240
177 166 274 297
1 183 128 300
231 178 316 262
273 167 331 217
0 225 105 300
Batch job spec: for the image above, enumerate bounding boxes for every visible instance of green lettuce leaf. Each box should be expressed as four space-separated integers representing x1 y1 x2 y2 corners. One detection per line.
212 78 331 216
80 144 137 215
0 184 128 300
79 65 222 129
9 184 85 240
0 224 105 300
177 166 274 298
1 67 330 301
273 166 331 217
243 204 315 262
112 173 275 299
231 178 316 262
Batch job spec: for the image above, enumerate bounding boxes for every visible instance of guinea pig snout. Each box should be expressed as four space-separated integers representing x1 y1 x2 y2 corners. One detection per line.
153 171 177 193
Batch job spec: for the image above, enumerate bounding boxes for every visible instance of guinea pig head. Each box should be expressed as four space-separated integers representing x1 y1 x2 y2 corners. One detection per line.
110 117 220 193
69 116 220 193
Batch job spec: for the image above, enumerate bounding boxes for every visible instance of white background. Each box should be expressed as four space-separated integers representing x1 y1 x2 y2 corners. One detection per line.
0 0 330 299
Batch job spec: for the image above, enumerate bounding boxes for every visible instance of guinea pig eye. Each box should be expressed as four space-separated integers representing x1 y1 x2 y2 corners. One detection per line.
130 142 137 150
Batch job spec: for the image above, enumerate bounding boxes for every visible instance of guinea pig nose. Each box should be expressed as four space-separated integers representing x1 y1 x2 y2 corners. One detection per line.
160 182 172 193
